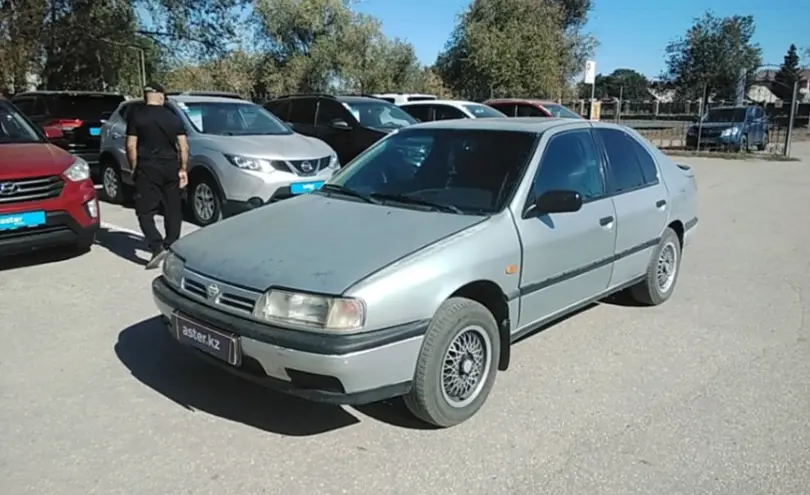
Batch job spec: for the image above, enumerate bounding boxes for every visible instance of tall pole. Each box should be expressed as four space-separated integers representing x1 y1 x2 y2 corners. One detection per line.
784 80 799 158
139 48 146 87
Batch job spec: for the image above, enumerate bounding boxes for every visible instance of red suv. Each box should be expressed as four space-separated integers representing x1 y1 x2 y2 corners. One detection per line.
0 99 100 257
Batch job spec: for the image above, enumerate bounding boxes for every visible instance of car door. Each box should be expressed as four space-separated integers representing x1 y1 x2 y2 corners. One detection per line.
104 101 141 178
514 127 617 327
592 127 668 286
315 98 356 165
287 97 318 138
749 106 765 145
433 104 467 121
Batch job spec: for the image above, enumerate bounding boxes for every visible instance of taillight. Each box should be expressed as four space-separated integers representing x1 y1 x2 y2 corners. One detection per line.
46 118 83 131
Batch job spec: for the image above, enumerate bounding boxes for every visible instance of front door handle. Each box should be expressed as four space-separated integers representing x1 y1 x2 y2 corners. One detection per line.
111 132 122 139
599 216 614 226
656 199 667 208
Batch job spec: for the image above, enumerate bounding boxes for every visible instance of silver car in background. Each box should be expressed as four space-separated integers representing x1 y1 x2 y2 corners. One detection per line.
152 118 698 428
99 95 339 225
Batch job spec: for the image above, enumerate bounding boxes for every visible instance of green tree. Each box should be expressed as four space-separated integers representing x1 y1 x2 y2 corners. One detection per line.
663 11 762 100
772 44 802 101
0 0 47 92
435 0 583 100
578 68 650 100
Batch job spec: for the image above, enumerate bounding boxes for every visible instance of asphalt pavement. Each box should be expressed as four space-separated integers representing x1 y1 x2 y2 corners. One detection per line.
2 146 809 495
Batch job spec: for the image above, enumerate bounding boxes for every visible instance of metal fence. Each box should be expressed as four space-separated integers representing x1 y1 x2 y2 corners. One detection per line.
566 99 810 157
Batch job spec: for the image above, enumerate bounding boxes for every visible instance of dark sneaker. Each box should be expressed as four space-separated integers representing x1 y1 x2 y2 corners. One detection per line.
145 249 168 270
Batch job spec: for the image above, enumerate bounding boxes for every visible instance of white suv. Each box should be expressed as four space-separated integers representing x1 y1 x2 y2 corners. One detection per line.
99 95 339 225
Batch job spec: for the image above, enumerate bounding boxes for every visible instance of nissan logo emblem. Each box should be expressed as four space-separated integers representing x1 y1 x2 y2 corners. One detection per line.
300 161 313 173
206 284 220 299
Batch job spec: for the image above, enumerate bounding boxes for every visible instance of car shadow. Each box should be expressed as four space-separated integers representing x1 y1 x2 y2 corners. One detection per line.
115 317 432 435
0 246 86 271
95 227 148 266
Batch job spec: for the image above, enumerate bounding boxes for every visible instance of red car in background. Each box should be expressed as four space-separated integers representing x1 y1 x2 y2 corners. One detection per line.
484 98 583 119
0 99 100 258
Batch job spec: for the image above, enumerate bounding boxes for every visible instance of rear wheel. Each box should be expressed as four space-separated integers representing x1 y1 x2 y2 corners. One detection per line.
629 227 682 306
100 160 131 204
738 134 749 153
757 131 769 151
189 175 222 226
404 297 500 428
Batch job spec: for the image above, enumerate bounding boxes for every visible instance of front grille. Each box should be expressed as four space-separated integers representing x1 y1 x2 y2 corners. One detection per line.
180 269 260 316
287 156 331 177
0 175 64 204
0 224 69 241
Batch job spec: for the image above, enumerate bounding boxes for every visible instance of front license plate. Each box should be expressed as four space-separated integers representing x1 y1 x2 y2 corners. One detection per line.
290 181 324 195
89 127 101 136
173 313 241 365
0 211 46 231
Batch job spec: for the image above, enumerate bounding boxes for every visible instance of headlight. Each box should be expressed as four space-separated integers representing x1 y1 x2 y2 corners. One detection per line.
63 157 90 182
162 252 185 286
328 153 340 169
225 154 274 173
721 127 739 137
253 289 365 332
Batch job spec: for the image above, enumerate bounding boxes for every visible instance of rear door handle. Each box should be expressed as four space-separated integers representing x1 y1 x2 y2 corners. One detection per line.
111 132 122 139
656 199 667 208
599 216 614 226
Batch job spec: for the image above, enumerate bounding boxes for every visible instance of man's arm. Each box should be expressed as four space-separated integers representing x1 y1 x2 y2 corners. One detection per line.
177 134 189 171
125 111 138 171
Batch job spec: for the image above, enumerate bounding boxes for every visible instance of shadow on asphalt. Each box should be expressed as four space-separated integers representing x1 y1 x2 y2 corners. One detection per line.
0 246 88 271
115 317 432 435
95 227 148 267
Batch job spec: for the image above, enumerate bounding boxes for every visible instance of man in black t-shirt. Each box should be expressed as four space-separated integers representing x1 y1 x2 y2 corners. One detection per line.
126 82 189 269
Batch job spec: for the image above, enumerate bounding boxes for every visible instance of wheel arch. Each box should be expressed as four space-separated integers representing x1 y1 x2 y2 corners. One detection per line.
666 219 684 247
449 280 512 371
188 163 225 197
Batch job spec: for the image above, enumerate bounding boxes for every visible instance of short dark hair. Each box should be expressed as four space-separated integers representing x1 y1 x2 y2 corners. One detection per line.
144 82 166 94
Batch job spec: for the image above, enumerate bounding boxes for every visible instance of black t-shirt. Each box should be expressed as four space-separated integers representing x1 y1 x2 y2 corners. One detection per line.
126 104 186 168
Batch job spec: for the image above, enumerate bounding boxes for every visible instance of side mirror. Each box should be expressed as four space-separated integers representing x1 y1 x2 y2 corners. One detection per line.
329 119 351 130
525 190 582 217
43 126 64 140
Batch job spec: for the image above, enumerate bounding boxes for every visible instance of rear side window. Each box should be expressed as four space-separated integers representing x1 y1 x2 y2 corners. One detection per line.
406 96 436 102
288 98 317 125
316 99 349 125
401 104 431 122
120 102 144 122
433 105 466 121
516 104 545 117
12 99 34 115
595 128 657 193
45 94 125 120
267 99 291 121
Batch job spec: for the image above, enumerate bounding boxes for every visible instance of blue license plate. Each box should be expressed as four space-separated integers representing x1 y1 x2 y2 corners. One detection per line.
290 181 324 195
89 127 101 136
0 211 46 231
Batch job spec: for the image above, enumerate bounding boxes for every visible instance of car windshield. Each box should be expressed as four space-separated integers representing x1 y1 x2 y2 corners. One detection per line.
462 104 506 119
176 101 292 135
48 94 125 120
543 104 581 119
322 128 538 214
0 104 43 144
703 108 747 123
342 100 417 130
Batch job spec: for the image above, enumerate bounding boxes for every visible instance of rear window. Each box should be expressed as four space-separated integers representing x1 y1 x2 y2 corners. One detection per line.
407 96 437 102
46 94 125 120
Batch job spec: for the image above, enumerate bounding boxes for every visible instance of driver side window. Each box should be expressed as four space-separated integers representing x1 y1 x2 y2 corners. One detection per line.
533 130 605 202
316 99 350 126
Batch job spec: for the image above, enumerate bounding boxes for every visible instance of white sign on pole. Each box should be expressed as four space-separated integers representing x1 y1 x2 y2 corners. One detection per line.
583 60 596 84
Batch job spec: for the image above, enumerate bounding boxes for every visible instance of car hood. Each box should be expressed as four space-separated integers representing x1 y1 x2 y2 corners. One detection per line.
172 194 487 294
0 143 75 179
691 122 739 130
195 132 335 160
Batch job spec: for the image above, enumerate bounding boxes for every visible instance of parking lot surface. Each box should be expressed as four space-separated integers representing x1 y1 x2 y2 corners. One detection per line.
2 146 810 495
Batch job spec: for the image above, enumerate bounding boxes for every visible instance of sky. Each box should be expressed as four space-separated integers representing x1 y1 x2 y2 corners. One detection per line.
353 0 808 79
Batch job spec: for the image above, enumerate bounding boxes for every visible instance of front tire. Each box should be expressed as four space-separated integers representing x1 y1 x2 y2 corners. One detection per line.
404 297 500 428
99 161 131 204
629 227 682 306
189 175 222 226
756 131 769 151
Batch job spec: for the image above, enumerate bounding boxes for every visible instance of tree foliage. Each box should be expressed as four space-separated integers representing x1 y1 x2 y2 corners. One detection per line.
663 11 762 100
435 0 595 101
578 68 650 100
772 44 802 101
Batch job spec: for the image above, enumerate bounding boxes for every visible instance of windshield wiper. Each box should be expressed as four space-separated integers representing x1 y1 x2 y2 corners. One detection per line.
370 192 463 214
319 184 379 204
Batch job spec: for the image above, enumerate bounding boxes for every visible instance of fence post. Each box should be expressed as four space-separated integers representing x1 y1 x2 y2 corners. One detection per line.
784 80 799 158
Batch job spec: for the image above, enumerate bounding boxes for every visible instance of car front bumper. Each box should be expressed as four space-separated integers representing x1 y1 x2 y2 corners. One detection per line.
151 276 426 405
0 210 100 257
219 167 335 216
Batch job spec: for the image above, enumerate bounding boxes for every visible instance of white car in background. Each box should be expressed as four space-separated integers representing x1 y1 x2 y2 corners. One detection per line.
399 99 507 122
373 93 437 105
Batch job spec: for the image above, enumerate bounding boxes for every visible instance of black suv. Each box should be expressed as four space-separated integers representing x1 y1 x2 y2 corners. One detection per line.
10 91 126 176
264 94 418 165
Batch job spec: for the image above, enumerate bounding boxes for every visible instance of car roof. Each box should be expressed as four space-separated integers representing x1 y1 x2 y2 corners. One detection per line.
406 117 580 133
336 95 387 104
168 95 254 104
401 99 482 107
485 98 559 106
13 91 124 97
